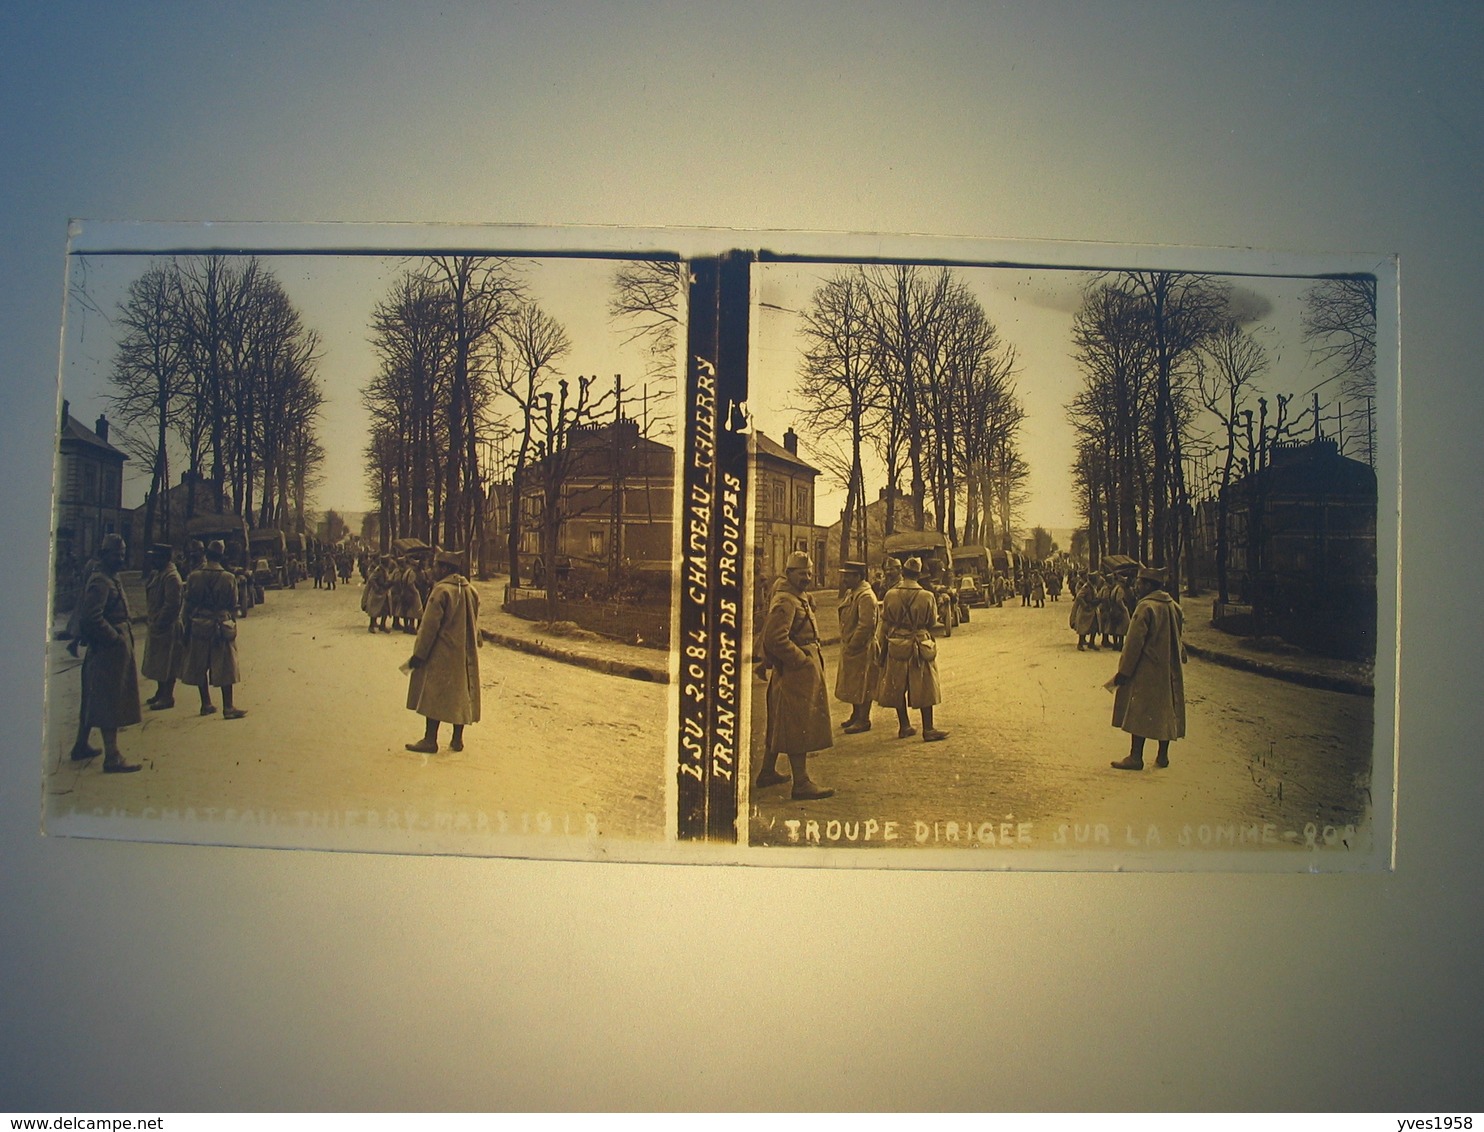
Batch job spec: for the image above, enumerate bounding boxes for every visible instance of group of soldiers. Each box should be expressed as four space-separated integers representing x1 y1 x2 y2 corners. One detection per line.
754 552 949 802
61 533 486 771
359 554 433 634
751 549 1190 798
1067 569 1136 652
67 534 247 774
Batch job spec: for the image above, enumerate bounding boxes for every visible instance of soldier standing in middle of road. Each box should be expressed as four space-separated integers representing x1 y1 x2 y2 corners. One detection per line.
362 554 392 632
1071 574 1101 651
181 539 248 720
1107 566 1187 771
68 533 142 773
404 549 482 754
875 556 948 743
140 543 183 711
754 551 835 800
835 560 879 734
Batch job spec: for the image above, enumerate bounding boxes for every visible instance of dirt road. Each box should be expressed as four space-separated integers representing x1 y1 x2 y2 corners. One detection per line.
748 593 1375 860
44 583 668 855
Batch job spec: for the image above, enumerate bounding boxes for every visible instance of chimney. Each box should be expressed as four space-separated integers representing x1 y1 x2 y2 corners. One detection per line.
783 427 798 455
95 414 109 442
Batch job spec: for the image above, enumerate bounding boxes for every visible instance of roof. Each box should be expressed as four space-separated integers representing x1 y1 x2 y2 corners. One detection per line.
59 414 128 461
752 430 819 475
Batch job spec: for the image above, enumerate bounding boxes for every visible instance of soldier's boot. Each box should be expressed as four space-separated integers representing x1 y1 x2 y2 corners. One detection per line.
1112 737 1146 771
896 707 916 739
1154 741 1170 769
406 718 439 755
755 756 789 789
101 730 139 774
788 753 833 801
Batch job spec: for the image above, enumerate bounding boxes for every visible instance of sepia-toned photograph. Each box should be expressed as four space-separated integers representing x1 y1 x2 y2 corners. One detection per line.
45 233 684 857
744 251 1396 868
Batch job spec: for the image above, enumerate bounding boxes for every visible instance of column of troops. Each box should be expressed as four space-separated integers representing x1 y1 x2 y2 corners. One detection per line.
752 553 1187 801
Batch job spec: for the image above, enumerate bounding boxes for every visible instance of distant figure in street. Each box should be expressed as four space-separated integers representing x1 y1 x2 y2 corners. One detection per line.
1070 576 1100 651
1100 574 1132 649
141 543 183 711
392 555 423 634
362 555 392 632
68 533 142 773
1048 570 1063 602
181 539 247 720
1108 567 1187 771
1031 570 1046 608
835 560 879 734
755 551 834 800
404 549 482 754
875 556 947 742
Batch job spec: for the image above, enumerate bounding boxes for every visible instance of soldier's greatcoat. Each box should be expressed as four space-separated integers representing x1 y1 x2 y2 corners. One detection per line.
406 573 482 725
1070 581 1100 636
875 579 942 708
140 561 183 682
1099 580 1132 639
361 565 391 617
180 561 241 687
762 585 833 756
392 564 423 621
834 579 880 705
77 564 141 729
1112 589 1187 741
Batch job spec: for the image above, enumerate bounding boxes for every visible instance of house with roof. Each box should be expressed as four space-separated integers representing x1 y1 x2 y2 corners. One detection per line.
752 428 825 583
55 400 129 565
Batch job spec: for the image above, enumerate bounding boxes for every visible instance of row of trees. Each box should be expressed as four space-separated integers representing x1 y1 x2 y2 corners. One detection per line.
1067 270 1377 596
363 257 678 585
102 256 325 548
792 264 1027 563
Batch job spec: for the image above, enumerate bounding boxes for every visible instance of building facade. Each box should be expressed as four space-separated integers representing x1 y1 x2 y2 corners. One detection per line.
56 402 129 564
753 428 824 581
518 417 675 570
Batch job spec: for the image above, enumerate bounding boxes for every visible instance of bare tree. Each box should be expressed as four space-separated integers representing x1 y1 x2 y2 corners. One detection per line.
1302 275 1378 464
794 268 882 565
1195 318 1268 602
497 300 572 587
105 262 187 548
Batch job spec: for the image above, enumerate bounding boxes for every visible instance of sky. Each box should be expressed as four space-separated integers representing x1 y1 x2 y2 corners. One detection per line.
746 261 1338 534
60 244 1361 538
60 251 668 517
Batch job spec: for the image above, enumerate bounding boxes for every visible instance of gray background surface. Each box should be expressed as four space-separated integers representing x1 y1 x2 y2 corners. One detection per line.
2 2 1477 1110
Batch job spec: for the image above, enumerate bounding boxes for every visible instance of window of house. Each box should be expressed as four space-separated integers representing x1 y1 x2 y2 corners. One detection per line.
773 483 786 520
589 529 605 556
796 484 810 524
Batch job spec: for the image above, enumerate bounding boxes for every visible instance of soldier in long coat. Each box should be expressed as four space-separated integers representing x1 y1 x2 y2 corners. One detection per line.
361 555 392 632
874 556 948 742
68 533 141 772
1109 568 1187 770
141 543 183 711
834 560 879 733
1070 576 1101 650
404 550 482 754
754 552 834 800
1099 576 1132 649
181 540 247 719
392 556 424 634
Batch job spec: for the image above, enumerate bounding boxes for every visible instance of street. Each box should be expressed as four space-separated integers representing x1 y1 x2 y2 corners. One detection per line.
44 581 669 853
748 593 1376 856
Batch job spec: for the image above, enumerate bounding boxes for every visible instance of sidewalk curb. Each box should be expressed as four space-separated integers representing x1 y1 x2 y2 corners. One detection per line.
480 627 669 684
1184 641 1373 697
